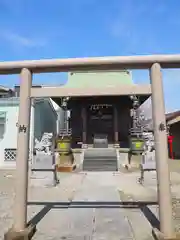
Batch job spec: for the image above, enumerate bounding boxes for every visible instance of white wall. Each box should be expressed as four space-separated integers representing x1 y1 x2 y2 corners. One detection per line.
0 99 57 168
0 105 20 167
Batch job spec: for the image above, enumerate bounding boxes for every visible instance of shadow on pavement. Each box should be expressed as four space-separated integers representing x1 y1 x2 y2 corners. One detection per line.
27 200 160 230
140 205 160 230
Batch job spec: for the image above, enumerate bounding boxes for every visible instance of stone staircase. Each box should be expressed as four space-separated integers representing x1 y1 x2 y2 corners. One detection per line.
83 148 118 171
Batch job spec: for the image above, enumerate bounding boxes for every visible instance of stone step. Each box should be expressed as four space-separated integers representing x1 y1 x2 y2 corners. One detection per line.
84 154 117 158
83 167 117 170
83 163 117 171
83 164 117 169
84 160 117 163
83 149 118 171
85 149 116 154
85 149 116 152
83 160 117 164
84 155 117 159
84 157 117 161
83 161 117 166
83 167 118 171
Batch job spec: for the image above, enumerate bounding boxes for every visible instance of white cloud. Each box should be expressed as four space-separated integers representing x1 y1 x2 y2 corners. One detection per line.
108 1 170 53
108 1 150 53
1 31 47 48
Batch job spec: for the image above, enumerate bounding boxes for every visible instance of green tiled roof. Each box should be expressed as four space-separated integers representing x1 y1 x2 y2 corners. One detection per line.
65 71 133 88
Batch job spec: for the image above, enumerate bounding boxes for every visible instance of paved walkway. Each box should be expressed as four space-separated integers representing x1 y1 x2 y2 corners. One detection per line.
28 172 155 240
3 168 180 239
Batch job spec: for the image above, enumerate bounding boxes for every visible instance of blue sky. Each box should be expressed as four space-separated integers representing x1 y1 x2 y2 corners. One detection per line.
0 0 180 112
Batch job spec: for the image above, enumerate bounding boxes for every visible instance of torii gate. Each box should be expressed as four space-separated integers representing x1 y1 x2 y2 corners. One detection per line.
2 55 179 240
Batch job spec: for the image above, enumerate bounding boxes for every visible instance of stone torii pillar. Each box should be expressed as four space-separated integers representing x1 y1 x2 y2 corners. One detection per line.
150 63 174 239
5 68 36 239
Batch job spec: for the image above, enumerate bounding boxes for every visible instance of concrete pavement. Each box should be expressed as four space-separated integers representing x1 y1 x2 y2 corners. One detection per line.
1 167 180 239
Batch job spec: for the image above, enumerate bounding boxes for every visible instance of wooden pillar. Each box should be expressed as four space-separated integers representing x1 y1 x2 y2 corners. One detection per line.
81 106 87 144
114 105 118 144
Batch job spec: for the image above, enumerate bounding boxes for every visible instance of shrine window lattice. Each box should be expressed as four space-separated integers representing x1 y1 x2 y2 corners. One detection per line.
4 148 17 161
4 148 36 162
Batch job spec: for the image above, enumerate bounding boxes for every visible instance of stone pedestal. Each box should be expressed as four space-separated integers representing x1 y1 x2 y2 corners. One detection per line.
56 152 76 172
4 225 36 240
152 228 179 240
30 154 59 187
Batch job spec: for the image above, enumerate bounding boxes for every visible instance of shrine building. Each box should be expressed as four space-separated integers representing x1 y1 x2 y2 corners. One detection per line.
53 71 151 149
